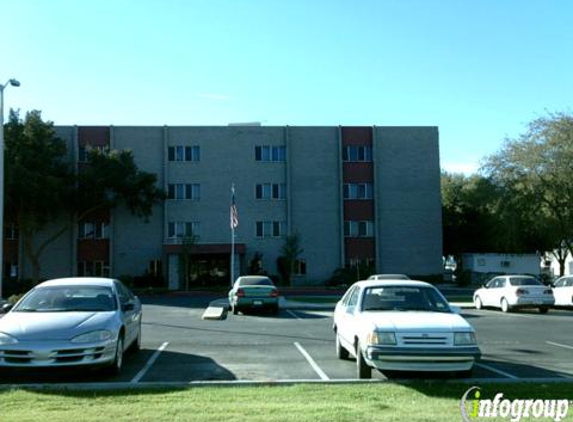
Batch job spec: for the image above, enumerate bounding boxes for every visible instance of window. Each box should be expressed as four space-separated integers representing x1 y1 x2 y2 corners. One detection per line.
342 145 373 162
255 221 286 238
78 261 109 277
78 145 108 163
255 183 286 200
168 221 200 238
4 223 18 240
343 183 373 200
168 145 200 162
168 183 200 200
149 260 162 276
344 221 374 237
255 145 286 162
78 222 108 239
294 259 307 275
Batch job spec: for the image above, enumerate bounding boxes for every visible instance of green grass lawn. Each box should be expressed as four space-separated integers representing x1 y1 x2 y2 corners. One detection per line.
2 382 572 422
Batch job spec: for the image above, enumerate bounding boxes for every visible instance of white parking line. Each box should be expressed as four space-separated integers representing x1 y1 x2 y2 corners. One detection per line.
294 342 329 381
130 342 169 383
546 341 573 350
475 363 518 379
286 310 301 320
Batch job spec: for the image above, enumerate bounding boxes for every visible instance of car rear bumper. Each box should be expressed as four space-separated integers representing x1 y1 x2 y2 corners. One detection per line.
233 298 279 309
365 346 481 372
511 297 554 307
0 340 116 368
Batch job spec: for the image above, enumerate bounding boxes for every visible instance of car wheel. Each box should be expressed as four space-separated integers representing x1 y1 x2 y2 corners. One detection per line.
271 304 279 315
106 334 124 375
356 342 371 379
335 331 349 360
474 296 482 310
539 306 549 314
500 298 510 313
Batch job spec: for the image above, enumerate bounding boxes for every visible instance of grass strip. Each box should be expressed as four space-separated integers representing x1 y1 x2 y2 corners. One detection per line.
1 382 573 422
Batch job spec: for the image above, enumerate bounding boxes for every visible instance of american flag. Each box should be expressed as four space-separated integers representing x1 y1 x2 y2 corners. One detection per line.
230 186 239 229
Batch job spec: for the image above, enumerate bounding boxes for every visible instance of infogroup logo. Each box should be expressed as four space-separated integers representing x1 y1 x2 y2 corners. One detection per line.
460 387 570 422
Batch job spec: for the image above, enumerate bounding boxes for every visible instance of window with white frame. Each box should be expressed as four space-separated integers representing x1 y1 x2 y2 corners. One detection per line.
342 145 373 162
255 145 286 162
343 183 373 200
78 261 109 277
4 223 18 240
78 222 108 239
168 145 200 162
344 220 374 237
168 183 200 200
167 221 200 238
255 221 287 238
78 145 109 163
255 183 286 200
294 259 307 275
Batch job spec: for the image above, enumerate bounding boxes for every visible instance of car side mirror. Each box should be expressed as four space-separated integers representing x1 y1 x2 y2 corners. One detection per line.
122 302 135 312
2 303 14 313
450 305 461 314
481 284 487 289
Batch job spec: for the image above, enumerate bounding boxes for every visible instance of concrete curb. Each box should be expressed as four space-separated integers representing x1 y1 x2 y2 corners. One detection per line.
1 377 572 391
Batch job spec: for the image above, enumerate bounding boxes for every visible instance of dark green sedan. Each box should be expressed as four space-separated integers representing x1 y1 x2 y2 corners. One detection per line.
228 276 279 315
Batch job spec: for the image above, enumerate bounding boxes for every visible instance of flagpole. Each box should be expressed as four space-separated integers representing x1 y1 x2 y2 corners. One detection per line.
230 184 235 288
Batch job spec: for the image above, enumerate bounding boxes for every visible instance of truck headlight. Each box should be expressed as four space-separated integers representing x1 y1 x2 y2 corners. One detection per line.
366 331 396 346
454 332 477 346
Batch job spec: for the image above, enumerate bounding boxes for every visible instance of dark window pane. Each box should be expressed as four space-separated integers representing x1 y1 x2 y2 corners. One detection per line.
255 146 262 161
168 147 175 161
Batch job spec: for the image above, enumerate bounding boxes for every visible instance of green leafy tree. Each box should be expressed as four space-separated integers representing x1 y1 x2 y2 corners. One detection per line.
482 112 573 275
5 110 165 283
278 233 303 286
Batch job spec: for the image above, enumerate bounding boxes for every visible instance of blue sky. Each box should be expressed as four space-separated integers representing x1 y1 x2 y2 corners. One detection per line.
2 0 572 174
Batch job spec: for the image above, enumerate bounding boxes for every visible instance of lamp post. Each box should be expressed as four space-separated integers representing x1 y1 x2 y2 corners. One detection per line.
0 78 20 300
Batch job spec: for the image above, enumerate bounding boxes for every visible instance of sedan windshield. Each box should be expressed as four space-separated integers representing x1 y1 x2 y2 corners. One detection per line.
239 278 273 286
13 286 117 312
361 286 450 312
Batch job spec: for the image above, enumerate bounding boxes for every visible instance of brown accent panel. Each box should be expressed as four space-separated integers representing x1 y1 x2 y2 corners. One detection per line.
78 126 110 147
341 127 372 146
164 243 247 255
3 240 19 261
344 238 375 259
77 240 110 261
343 162 374 182
344 201 374 220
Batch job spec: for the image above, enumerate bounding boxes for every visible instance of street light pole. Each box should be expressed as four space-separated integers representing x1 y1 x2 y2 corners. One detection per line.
0 78 20 300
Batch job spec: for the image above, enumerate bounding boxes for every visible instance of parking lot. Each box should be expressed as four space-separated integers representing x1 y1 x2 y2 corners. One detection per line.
2 295 573 384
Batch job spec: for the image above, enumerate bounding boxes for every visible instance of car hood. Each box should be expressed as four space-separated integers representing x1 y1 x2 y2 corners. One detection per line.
359 311 472 332
0 311 115 341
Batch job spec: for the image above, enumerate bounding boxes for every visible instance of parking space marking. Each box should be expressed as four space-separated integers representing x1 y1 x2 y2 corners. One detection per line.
475 363 518 379
286 310 301 320
547 341 573 350
130 342 169 383
294 342 329 380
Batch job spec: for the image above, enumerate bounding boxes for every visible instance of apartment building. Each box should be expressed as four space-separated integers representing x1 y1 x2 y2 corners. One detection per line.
5 125 443 287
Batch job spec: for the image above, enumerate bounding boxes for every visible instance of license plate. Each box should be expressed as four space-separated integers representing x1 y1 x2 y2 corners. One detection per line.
253 300 263 306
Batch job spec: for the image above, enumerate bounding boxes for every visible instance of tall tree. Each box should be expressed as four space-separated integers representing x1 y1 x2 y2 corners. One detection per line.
482 112 573 275
5 110 165 283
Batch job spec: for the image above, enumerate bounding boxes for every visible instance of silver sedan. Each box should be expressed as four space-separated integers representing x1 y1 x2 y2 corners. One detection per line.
0 277 142 375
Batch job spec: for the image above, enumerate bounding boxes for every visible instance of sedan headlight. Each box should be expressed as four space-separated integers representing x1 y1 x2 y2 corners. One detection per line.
454 331 477 346
0 332 18 345
71 330 113 344
366 331 397 346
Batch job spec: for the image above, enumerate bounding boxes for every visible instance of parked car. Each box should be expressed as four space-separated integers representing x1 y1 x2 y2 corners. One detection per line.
552 276 573 307
228 276 279 315
333 279 481 379
0 277 142 375
367 274 410 280
473 275 554 313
